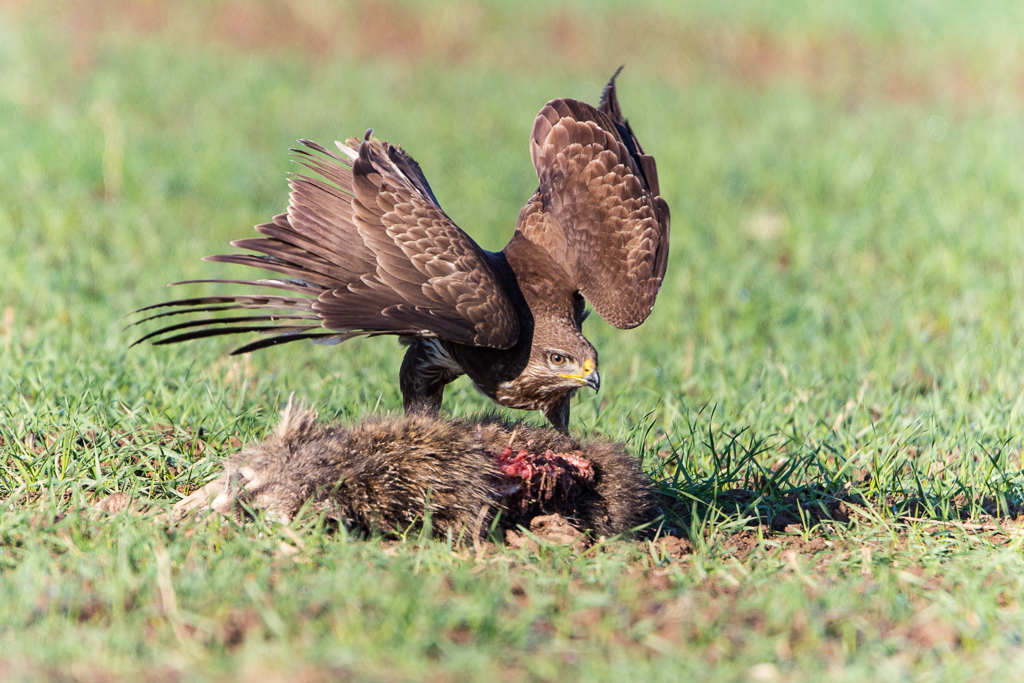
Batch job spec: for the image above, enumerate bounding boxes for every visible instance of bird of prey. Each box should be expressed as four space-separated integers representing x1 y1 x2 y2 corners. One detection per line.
131 70 670 432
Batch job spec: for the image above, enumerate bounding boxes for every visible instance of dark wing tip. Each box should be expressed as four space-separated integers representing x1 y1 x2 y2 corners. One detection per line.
386 144 441 208
599 65 626 119
295 139 330 155
228 332 341 355
596 66 654 188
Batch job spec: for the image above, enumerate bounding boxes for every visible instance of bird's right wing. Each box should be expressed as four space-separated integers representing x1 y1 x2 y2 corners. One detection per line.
130 135 520 352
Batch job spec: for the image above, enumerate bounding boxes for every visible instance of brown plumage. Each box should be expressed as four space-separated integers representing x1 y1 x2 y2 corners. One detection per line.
173 402 659 541
132 70 670 432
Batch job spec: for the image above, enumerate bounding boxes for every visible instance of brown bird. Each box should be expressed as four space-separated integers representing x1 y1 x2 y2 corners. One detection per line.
172 400 659 541
132 70 670 431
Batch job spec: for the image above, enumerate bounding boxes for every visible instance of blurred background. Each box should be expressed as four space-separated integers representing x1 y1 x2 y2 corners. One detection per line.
3 0 1024 446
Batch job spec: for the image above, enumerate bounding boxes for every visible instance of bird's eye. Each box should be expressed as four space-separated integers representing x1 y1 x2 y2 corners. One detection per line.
549 353 566 365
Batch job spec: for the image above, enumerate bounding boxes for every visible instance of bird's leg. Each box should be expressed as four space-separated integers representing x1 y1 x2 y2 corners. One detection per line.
399 338 461 416
543 393 573 434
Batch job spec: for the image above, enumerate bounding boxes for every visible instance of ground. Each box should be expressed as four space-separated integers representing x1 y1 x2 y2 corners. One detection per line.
4 0 1024 680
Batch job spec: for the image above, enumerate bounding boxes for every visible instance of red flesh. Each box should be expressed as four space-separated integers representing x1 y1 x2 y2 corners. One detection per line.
497 441 594 509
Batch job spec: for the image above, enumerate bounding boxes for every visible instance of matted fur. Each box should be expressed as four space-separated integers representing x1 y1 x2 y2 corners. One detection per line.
173 401 658 541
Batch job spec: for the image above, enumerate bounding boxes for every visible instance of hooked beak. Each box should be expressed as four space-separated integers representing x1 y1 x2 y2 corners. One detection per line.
560 358 600 392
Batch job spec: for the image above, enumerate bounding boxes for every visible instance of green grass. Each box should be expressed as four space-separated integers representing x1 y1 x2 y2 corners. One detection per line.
5 0 1024 679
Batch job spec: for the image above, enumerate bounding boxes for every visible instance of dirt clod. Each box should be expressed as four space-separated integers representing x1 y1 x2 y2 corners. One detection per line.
656 535 694 559
95 492 130 514
505 514 590 552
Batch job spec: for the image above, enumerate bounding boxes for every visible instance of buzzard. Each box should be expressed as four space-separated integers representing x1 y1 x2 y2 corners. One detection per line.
131 70 670 432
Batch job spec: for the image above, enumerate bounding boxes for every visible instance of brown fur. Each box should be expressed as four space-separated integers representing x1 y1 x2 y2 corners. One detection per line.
174 401 658 542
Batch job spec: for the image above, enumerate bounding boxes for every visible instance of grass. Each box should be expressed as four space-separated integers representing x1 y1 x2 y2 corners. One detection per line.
4 0 1024 679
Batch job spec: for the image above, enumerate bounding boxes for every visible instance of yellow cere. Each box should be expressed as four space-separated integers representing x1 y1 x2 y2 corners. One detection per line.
559 359 595 383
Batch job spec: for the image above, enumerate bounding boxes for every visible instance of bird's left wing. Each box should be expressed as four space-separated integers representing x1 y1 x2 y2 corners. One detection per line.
515 70 670 329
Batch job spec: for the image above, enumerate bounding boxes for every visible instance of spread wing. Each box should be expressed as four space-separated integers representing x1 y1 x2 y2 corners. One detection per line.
515 69 670 329
130 135 520 353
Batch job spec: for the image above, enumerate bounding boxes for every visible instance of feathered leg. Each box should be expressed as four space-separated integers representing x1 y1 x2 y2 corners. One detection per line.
543 392 574 433
399 338 462 415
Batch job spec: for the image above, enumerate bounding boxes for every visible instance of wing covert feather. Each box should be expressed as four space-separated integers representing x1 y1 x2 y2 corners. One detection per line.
310 137 519 348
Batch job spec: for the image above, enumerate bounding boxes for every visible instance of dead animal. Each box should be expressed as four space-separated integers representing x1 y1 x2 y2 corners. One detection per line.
173 401 658 543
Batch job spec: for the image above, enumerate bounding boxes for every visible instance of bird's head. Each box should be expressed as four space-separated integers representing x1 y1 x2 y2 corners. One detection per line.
535 342 600 393
519 294 601 397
